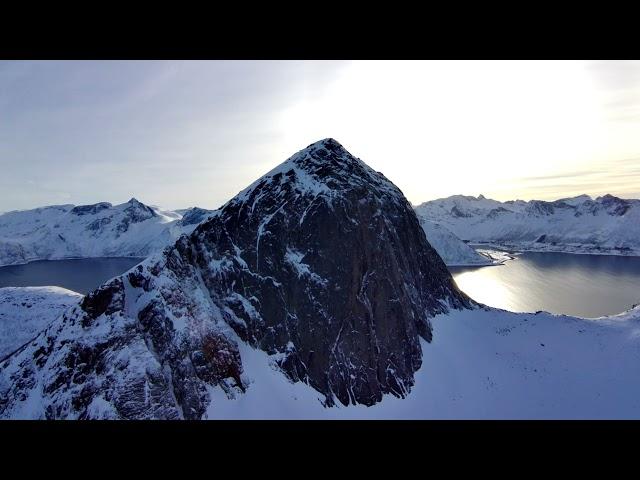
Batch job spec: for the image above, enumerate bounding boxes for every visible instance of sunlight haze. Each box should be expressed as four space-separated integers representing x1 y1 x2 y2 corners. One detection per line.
1 60 639 211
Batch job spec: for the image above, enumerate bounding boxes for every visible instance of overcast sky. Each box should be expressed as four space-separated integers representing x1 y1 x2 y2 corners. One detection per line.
2 60 640 212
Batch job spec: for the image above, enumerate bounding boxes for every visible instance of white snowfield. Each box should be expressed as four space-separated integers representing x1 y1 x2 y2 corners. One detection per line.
206 304 640 419
417 218 491 266
415 193 640 256
0 287 82 360
0 199 214 267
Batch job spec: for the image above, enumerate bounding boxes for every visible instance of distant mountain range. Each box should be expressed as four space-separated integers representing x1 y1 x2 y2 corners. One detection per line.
2 187 638 271
415 193 640 256
0 197 486 267
0 199 215 267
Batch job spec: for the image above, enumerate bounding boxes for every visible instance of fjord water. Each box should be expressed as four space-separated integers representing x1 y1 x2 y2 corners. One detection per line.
1 252 639 318
450 251 640 318
0 257 144 294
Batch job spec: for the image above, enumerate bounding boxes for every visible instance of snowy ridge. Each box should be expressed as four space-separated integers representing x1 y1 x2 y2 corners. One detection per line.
0 287 82 360
415 193 640 256
417 218 491 266
0 199 216 266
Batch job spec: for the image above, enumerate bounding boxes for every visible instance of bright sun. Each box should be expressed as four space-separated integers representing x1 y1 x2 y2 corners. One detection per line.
275 60 625 204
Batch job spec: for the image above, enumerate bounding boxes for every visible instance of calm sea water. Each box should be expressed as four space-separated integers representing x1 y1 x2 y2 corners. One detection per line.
0 257 144 294
1 254 639 318
450 251 640 318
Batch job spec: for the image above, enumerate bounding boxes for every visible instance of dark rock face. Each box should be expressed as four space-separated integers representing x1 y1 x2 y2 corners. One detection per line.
0 138 471 418
597 194 630 216
116 198 157 234
178 207 215 226
525 200 555 216
86 216 112 232
487 207 509 219
184 138 471 406
450 205 472 218
71 202 112 216
535 234 547 243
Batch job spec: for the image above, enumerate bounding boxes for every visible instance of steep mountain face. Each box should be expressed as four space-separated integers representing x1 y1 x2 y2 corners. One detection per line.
415 194 640 255
0 200 215 266
0 139 471 419
176 207 215 227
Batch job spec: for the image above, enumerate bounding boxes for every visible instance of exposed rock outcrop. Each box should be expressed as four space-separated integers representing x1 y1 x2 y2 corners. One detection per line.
0 139 471 419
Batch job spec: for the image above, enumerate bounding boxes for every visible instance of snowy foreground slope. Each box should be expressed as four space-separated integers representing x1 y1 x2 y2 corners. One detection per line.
0 287 82 360
0 200 214 266
207 305 640 419
415 194 640 256
4 289 640 418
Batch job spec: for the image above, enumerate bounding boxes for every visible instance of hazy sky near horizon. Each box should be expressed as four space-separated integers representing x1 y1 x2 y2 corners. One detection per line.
2 60 640 212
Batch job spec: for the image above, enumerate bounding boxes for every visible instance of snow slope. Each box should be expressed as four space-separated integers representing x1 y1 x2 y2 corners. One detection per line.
415 194 640 256
0 287 82 360
417 218 491 266
0 200 215 266
5 296 640 419
206 304 640 419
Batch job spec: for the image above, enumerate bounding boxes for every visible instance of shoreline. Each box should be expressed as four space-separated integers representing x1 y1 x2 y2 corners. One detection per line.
468 242 640 259
0 255 147 269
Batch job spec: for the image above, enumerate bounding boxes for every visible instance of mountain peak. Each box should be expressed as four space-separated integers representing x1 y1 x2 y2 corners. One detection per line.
596 193 620 202
231 138 397 208
121 197 156 220
303 137 345 152
294 137 354 169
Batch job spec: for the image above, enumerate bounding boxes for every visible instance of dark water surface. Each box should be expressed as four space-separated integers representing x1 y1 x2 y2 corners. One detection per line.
1 254 639 317
0 257 145 294
450 252 640 318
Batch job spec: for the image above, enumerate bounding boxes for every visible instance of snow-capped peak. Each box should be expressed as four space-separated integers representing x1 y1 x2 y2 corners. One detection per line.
0 199 216 267
415 192 640 255
230 138 401 213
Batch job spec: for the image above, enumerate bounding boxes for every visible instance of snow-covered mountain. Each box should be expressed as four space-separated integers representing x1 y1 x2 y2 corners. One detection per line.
0 139 471 419
418 218 491 266
0 199 215 266
415 193 640 255
3 140 640 419
0 287 82 360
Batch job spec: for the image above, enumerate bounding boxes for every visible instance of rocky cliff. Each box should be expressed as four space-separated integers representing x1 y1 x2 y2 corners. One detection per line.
0 139 471 419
